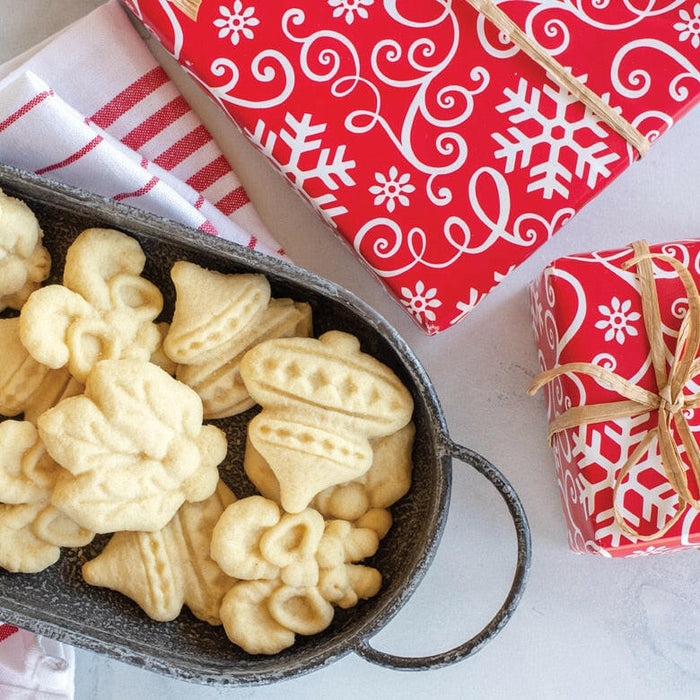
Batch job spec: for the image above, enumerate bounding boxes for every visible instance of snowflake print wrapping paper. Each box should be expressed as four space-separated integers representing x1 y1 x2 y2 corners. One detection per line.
123 1 700 333
529 239 700 557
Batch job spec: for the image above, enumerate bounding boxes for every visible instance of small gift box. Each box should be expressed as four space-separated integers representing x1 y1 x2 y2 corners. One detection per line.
529 240 700 556
123 1 700 333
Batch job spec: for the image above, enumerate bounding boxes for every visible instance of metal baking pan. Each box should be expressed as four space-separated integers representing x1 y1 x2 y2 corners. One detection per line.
0 163 530 685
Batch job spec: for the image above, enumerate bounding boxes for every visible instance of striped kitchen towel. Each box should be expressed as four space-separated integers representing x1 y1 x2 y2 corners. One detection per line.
0 0 283 257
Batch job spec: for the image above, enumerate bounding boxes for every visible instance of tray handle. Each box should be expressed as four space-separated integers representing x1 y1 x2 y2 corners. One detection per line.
354 440 531 671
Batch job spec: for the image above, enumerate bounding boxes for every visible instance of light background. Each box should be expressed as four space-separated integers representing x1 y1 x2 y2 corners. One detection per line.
2 2 699 698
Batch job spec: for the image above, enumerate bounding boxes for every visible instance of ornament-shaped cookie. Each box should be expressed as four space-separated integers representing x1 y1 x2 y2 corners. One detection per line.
240 331 414 512
245 422 415 524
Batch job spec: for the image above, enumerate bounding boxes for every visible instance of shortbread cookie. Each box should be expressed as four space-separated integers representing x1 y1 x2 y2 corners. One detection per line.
313 422 415 521
219 580 296 655
150 322 177 375
240 331 414 513
0 503 61 573
0 317 82 421
83 481 237 624
20 229 163 383
0 420 93 572
176 298 312 419
0 188 51 312
39 359 227 533
245 422 415 523
211 496 325 586
163 261 271 365
0 420 49 505
213 495 382 654
21 370 83 426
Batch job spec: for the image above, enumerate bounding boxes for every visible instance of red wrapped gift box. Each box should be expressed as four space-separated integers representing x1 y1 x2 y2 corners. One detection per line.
529 240 700 557
122 0 700 333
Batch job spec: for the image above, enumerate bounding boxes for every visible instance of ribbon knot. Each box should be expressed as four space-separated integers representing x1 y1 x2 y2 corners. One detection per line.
529 241 700 542
658 383 685 414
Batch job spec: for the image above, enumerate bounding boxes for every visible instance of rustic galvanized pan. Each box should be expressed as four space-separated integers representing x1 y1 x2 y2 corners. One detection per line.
0 164 530 685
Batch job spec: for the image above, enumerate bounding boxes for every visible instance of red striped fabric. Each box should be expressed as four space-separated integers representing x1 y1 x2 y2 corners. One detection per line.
0 89 54 133
185 154 230 191
90 66 169 128
215 186 250 215
153 124 212 171
0 624 18 643
113 174 160 201
199 220 219 235
121 95 190 151
87 67 253 224
35 134 104 174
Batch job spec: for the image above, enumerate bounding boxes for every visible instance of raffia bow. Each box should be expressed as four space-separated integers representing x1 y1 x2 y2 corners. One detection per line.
528 240 700 541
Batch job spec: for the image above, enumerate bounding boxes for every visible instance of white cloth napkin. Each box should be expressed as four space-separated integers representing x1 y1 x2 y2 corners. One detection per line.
0 1 286 697
0 0 283 257
0 623 74 699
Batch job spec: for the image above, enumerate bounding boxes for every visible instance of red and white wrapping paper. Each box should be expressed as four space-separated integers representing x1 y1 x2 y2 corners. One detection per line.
0 0 283 258
123 0 700 333
530 240 700 557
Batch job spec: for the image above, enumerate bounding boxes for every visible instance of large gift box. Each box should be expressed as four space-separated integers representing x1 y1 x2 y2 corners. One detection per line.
529 240 700 557
123 0 700 333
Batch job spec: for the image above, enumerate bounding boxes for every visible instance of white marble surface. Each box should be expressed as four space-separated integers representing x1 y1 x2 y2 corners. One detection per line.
2 2 699 698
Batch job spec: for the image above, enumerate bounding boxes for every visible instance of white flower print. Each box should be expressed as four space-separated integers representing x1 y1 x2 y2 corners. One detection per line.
674 3 700 49
400 281 442 323
594 297 641 344
369 166 415 213
328 0 374 25
213 1 260 46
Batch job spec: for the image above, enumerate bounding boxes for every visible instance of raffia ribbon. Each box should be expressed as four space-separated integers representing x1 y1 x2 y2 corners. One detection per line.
466 0 651 157
171 0 201 21
528 241 700 541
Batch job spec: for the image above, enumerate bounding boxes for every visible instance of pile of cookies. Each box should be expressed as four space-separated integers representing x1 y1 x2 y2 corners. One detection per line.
0 188 415 655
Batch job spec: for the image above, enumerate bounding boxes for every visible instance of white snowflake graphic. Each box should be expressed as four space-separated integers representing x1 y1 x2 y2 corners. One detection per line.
369 167 415 212
247 113 356 222
530 285 544 332
400 281 442 323
594 297 641 344
449 289 483 325
628 545 670 557
572 417 681 547
213 1 260 46
492 72 620 199
494 265 516 283
675 3 700 49
328 0 374 24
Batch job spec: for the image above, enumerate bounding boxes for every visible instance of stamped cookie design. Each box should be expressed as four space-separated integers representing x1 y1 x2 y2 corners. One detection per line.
240 330 414 513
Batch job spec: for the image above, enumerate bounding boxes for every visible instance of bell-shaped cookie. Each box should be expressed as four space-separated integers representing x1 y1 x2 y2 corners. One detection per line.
163 261 270 365
177 298 312 419
83 481 236 623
